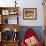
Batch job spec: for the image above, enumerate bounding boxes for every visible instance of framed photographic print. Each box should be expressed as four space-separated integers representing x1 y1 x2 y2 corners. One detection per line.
23 8 37 20
2 10 9 15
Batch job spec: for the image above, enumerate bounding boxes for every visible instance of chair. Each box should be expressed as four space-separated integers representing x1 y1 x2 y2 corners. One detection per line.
21 28 41 46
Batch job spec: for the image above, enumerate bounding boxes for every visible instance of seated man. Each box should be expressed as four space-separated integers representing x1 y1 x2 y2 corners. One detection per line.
21 28 41 46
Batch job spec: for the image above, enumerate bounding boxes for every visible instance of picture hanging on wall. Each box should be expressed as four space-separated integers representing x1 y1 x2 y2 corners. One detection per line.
23 8 37 20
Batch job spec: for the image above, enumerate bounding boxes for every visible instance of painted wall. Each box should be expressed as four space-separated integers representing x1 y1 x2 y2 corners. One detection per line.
0 0 44 26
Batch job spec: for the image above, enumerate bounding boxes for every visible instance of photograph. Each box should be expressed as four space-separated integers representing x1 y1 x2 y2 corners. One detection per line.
23 8 37 20
2 10 9 15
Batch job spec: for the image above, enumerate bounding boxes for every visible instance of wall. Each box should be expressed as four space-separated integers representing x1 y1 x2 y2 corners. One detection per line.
0 0 44 26
18 0 44 26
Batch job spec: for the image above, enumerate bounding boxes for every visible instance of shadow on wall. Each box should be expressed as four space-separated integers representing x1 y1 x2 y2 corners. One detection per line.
18 26 44 45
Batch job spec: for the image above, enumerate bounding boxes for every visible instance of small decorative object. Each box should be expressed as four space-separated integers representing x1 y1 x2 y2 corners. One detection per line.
5 18 8 24
2 10 9 15
14 28 17 32
13 32 18 41
15 0 17 7
9 10 14 15
23 8 37 20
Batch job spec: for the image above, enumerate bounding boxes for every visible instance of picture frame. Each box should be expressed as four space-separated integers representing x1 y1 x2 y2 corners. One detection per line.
9 10 18 15
23 8 37 20
9 10 15 15
2 10 9 15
